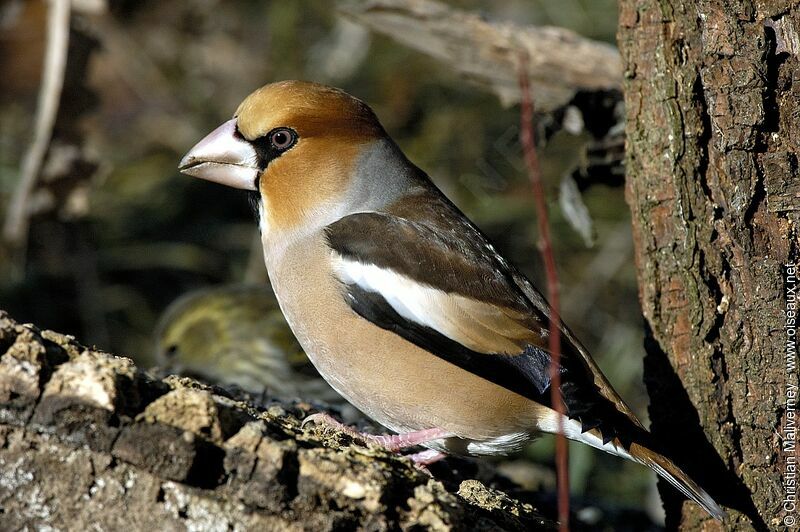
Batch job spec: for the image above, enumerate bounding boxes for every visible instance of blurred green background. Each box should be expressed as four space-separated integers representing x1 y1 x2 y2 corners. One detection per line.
0 0 661 526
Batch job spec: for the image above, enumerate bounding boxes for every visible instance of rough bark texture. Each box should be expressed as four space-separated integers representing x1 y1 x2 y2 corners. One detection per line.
618 1 799 530
0 311 553 531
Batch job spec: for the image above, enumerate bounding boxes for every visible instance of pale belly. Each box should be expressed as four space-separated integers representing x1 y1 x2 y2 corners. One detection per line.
263 233 540 456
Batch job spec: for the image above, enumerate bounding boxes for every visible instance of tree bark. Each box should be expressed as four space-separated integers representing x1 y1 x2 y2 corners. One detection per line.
618 1 798 530
0 311 556 531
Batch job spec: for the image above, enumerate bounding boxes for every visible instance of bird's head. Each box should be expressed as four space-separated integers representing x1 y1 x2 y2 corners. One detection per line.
179 81 403 237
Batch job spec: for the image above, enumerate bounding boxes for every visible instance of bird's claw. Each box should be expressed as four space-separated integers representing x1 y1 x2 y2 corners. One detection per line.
300 412 334 429
406 449 446 475
301 412 372 444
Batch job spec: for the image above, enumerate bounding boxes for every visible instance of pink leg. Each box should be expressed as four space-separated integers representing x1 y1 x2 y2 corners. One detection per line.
302 413 451 451
368 428 452 451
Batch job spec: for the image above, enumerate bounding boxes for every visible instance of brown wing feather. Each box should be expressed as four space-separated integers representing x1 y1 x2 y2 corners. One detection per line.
390 189 647 431
327 188 646 438
509 270 645 430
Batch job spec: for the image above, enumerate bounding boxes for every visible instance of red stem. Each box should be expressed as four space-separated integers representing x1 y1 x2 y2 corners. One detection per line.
517 51 569 532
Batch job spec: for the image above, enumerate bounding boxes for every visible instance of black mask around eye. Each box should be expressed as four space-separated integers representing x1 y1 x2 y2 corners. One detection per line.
241 126 299 227
249 127 299 170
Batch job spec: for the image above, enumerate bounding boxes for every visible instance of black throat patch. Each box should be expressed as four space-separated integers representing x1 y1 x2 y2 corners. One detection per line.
247 190 261 228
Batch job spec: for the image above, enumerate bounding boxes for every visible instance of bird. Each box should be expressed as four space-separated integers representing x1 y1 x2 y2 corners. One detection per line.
178 80 725 520
153 284 345 406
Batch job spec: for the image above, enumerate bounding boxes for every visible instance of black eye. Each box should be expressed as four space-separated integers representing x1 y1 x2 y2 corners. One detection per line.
269 128 297 151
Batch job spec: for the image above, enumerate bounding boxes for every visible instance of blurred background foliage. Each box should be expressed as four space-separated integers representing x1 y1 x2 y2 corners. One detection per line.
0 0 661 526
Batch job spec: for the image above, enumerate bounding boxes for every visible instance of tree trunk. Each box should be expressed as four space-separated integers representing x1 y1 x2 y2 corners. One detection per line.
618 1 798 530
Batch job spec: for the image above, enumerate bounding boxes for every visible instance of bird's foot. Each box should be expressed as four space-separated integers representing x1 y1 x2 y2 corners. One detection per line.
405 449 447 475
302 412 372 443
302 412 451 452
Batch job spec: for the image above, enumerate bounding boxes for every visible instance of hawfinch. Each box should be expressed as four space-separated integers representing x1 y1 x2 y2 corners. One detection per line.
179 80 724 520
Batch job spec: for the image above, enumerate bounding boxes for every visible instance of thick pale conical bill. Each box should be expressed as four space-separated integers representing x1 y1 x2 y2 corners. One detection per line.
179 118 259 191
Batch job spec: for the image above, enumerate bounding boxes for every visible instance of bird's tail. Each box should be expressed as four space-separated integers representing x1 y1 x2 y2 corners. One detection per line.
626 441 726 521
547 414 726 521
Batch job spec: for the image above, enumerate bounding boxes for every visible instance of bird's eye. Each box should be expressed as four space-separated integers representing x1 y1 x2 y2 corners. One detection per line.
268 128 297 151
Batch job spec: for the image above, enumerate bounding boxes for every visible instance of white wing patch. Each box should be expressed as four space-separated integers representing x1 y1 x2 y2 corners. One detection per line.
333 255 432 326
331 254 533 355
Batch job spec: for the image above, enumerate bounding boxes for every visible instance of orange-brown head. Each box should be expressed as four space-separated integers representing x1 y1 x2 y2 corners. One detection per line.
180 81 395 236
